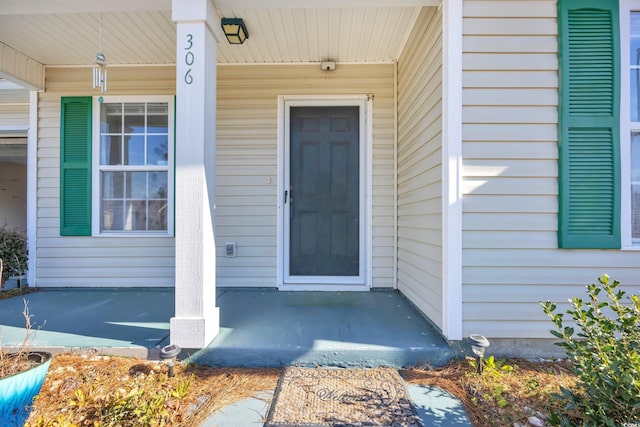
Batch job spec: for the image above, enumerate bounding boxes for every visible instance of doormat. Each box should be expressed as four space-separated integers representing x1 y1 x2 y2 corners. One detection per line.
265 367 422 426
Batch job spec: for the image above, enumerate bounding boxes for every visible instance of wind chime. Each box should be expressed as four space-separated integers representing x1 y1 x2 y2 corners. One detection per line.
93 14 107 93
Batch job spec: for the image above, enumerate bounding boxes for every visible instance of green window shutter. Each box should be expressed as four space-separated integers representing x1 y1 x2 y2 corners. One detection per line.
558 0 621 248
60 97 92 236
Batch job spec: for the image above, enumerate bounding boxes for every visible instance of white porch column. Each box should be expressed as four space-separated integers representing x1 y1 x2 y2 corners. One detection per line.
170 0 221 348
442 0 464 341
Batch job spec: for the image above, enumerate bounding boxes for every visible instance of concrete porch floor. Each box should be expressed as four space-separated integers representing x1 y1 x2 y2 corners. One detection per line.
0 288 457 368
192 288 456 368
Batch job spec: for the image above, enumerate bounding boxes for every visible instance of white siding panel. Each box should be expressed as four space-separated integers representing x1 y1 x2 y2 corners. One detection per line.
463 125 558 142
36 67 175 287
463 230 556 249
463 106 557 124
463 54 558 71
0 104 28 129
216 64 395 288
464 89 558 106
464 36 557 53
464 159 558 177
463 195 556 213
464 213 555 231
463 19 557 35
0 89 29 104
464 267 640 287
462 177 557 195
464 70 558 88
460 1 640 339
463 1 557 18
396 7 444 329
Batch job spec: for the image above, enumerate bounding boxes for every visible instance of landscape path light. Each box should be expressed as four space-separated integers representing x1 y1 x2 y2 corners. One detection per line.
159 344 181 378
466 334 490 374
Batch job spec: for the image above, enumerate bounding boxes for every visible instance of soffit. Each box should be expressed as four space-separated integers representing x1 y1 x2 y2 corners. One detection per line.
0 7 426 66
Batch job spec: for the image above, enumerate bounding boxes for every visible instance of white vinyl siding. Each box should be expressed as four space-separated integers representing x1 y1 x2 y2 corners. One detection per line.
216 64 395 288
36 67 175 287
0 88 29 132
461 0 640 338
38 65 394 288
396 7 444 329
0 104 28 129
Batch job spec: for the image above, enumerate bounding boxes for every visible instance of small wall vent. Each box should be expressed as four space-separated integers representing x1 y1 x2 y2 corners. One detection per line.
225 242 237 257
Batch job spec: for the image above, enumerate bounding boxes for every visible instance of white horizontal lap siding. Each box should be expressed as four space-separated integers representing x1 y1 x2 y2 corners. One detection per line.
36 67 175 287
397 7 444 329
0 104 28 128
461 0 640 339
216 64 395 288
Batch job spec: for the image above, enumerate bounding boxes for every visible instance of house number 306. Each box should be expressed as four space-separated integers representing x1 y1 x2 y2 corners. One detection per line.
184 34 194 85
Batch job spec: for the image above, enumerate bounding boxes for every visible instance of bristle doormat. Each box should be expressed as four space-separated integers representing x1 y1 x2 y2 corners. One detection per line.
265 367 422 426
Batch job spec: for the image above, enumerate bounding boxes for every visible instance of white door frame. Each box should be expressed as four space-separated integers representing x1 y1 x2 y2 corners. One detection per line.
276 95 372 291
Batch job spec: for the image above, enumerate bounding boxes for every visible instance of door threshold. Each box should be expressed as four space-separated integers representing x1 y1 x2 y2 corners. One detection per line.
279 283 370 292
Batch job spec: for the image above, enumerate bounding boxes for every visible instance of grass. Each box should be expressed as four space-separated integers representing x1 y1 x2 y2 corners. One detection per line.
22 353 577 427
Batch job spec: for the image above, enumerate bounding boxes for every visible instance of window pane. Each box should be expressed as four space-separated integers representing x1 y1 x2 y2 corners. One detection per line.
148 136 168 165
102 171 124 199
124 135 145 165
102 201 124 231
149 172 168 199
124 103 145 133
127 171 147 199
631 13 640 64
632 134 640 240
632 13 640 122
632 70 640 123
147 103 168 132
148 200 168 230
100 136 122 165
125 201 147 231
101 103 122 133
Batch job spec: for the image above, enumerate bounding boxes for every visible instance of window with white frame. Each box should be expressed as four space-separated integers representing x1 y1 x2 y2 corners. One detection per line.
621 0 640 246
629 7 640 243
93 96 174 235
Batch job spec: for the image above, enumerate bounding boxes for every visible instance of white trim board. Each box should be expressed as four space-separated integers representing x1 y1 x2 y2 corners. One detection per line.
26 90 37 287
277 95 373 291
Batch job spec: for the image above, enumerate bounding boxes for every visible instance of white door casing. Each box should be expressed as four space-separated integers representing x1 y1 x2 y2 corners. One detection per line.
277 95 372 291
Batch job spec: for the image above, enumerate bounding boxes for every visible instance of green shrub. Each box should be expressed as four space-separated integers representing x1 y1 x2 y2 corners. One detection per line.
0 225 28 285
541 275 640 426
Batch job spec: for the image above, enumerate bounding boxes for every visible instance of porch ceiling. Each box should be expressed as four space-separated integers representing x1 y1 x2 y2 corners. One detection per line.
0 0 438 69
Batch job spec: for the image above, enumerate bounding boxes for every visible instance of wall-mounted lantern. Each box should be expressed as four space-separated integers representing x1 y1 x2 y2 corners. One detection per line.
221 18 249 45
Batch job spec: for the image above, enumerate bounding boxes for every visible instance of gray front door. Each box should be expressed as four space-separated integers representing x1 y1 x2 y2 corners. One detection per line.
289 106 360 277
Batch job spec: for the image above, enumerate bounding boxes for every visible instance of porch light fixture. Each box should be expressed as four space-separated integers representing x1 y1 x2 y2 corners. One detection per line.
159 344 181 377
221 18 249 44
92 14 107 93
466 334 490 374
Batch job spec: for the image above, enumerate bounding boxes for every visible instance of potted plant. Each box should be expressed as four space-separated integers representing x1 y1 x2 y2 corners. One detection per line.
0 226 28 289
0 301 51 426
